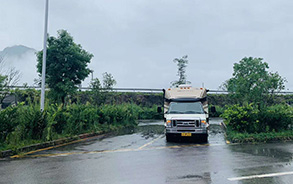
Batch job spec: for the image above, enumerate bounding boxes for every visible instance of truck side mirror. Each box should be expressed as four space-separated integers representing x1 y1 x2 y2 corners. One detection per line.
157 107 162 113
211 106 216 113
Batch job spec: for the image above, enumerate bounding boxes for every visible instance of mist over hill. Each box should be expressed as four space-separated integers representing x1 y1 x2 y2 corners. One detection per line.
0 45 36 58
0 45 38 85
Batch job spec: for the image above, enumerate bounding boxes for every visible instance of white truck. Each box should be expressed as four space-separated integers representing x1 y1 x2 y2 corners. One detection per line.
160 85 211 142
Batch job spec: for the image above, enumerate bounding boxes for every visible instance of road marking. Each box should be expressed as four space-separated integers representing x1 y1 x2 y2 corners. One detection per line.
11 139 83 158
13 142 225 159
10 134 106 158
10 132 227 159
150 143 210 150
19 148 140 158
228 171 293 181
138 135 163 150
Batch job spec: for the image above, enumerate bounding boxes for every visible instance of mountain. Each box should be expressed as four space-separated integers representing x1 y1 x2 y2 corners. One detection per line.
0 45 36 58
0 45 38 85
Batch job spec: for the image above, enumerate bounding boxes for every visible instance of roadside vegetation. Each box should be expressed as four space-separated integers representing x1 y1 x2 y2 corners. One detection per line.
0 30 163 153
0 86 163 152
0 103 152 152
221 57 293 143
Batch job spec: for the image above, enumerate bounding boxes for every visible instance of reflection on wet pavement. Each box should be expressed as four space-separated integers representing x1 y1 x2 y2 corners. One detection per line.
228 143 293 184
166 172 212 184
230 143 293 163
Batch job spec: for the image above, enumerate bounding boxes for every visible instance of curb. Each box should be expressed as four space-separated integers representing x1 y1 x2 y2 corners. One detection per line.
0 132 106 158
219 121 230 144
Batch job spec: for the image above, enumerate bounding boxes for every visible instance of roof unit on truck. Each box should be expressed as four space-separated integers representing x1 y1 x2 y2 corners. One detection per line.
165 86 207 101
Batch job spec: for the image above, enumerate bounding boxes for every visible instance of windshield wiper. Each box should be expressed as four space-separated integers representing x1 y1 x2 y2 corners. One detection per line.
184 111 204 114
168 111 182 114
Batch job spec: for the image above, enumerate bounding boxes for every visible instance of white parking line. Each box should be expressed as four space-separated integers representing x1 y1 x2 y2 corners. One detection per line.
138 135 163 150
228 171 293 181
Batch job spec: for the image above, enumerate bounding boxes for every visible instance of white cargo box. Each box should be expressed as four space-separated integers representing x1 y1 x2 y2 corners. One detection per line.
165 87 207 100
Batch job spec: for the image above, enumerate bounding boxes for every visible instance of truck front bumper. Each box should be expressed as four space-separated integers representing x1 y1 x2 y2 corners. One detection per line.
165 132 208 141
166 128 208 134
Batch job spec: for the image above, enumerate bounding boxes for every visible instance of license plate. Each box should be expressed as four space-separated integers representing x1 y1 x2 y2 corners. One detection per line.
181 133 192 137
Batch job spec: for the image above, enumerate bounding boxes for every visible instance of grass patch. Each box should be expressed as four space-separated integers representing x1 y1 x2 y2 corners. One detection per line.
226 129 293 143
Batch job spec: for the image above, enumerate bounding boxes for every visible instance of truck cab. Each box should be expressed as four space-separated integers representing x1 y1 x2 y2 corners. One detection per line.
163 85 209 142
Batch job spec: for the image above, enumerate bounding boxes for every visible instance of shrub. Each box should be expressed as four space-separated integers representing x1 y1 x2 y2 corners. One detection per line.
65 104 100 135
44 104 66 140
19 105 47 140
221 103 259 133
209 105 225 117
259 105 293 132
222 104 293 133
5 104 48 145
0 102 159 151
0 105 19 143
100 104 139 125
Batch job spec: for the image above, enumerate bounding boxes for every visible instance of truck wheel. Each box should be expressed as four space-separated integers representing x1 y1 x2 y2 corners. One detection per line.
166 134 172 142
202 134 208 143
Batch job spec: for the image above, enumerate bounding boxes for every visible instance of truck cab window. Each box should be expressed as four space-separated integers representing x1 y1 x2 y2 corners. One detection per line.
168 102 204 114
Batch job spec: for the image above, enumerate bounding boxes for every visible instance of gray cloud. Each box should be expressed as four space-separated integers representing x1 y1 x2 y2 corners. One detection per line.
1 0 293 89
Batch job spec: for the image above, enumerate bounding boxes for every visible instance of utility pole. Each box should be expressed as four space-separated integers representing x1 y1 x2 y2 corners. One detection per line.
40 0 49 111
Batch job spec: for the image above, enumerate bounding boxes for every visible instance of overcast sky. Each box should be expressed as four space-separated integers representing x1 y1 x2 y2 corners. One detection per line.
1 0 293 90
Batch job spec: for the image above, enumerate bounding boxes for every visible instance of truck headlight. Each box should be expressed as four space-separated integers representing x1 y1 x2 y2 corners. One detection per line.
201 120 206 124
166 120 172 127
201 120 207 128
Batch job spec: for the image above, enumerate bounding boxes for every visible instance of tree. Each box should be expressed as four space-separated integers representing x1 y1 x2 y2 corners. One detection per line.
89 73 116 105
0 75 7 104
37 30 93 103
171 55 190 87
102 72 116 90
0 55 20 104
90 78 102 91
223 57 286 106
90 77 104 105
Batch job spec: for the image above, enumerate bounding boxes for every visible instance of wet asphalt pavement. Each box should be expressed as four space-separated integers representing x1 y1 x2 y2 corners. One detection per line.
1 118 293 184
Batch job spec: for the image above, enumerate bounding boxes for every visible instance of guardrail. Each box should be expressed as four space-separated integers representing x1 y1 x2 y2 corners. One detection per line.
5 86 164 93
4 86 293 94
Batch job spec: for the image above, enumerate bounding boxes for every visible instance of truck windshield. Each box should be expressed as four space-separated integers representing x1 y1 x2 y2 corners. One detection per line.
167 102 205 114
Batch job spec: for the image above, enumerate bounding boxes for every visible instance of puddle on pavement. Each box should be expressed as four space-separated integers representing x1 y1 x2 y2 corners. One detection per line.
135 119 226 144
229 143 293 163
166 172 212 184
110 124 165 138
208 124 226 145
46 119 225 152
136 125 165 139
228 142 293 184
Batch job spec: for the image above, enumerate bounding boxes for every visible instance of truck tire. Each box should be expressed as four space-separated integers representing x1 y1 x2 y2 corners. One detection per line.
166 134 172 142
202 134 208 143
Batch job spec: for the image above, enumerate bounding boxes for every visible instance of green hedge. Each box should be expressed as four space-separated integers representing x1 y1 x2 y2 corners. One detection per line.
209 105 225 117
221 104 293 133
0 103 162 151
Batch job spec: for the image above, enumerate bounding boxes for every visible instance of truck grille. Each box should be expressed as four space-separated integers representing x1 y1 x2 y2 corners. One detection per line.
173 120 201 133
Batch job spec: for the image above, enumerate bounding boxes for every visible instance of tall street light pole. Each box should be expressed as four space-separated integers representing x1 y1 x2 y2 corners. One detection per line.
40 0 49 111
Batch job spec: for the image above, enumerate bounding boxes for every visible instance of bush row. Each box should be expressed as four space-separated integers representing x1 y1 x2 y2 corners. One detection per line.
226 130 293 143
0 103 162 151
221 104 293 133
12 89 164 107
209 105 225 117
